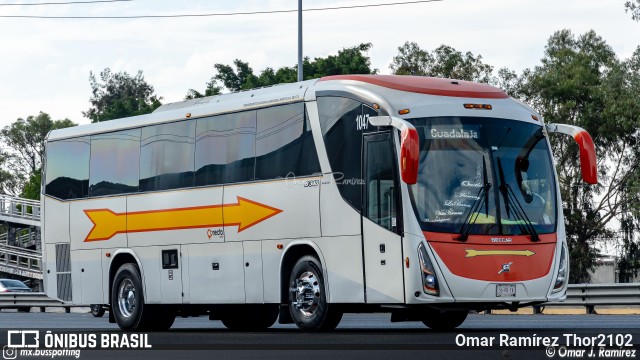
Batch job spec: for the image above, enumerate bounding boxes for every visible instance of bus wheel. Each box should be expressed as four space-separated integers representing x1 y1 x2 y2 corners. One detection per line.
111 263 154 331
221 305 278 331
421 309 468 331
288 256 342 332
90 304 105 318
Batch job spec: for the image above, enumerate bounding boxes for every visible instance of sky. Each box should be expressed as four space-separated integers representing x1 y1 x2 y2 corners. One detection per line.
0 0 638 129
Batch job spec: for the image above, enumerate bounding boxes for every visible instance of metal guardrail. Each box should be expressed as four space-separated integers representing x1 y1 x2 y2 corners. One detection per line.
0 243 42 279
0 292 62 309
550 283 640 314
0 195 41 227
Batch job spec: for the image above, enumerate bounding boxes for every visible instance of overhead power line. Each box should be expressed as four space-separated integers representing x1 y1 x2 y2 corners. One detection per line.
0 0 442 19
0 0 132 5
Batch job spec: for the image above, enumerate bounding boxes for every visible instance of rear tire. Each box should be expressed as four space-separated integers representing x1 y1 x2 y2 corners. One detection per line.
221 305 278 331
111 263 156 331
421 309 468 331
90 305 105 318
288 255 342 331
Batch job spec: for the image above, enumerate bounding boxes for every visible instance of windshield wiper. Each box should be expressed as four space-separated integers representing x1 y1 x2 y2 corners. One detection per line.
457 156 491 242
497 157 540 242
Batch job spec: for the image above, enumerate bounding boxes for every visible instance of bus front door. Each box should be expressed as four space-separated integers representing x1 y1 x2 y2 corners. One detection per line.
362 132 404 303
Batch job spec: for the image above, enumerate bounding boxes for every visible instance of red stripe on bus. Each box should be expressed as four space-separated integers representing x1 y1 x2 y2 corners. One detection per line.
319 75 509 99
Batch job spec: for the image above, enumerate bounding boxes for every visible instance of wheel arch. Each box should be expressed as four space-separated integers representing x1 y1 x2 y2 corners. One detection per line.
279 241 329 304
108 249 145 305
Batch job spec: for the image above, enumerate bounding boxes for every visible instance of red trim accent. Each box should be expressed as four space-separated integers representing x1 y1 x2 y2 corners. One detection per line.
574 131 598 184
424 232 557 245
319 75 509 99
424 232 557 282
400 127 420 184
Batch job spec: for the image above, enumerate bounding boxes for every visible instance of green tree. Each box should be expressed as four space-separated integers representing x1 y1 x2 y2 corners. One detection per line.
84 68 162 122
626 0 640 21
185 78 222 100
189 43 376 96
517 30 640 283
390 42 496 83
0 112 76 198
0 150 19 195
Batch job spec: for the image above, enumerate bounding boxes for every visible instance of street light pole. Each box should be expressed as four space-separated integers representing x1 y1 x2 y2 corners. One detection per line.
297 0 303 82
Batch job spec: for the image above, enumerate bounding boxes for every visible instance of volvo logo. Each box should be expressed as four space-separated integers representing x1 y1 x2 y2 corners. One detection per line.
491 237 513 243
498 262 513 274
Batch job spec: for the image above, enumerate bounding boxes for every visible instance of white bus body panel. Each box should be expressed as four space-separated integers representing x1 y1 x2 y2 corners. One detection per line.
69 197 127 251
223 178 321 242
43 197 69 244
126 187 225 247
72 249 104 305
242 241 264 303
187 242 245 304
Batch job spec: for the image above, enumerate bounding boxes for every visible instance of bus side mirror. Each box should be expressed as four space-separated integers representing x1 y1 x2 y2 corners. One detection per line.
369 116 420 185
546 123 597 184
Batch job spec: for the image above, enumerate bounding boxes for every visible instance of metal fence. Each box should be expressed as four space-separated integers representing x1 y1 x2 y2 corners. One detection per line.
0 195 41 227
0 292 70 312
0 243 42 280
547 283 640 314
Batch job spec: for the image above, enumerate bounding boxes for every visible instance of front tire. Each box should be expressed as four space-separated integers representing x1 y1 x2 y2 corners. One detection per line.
288 255 342 331
421 309 468 331
111 263 157 331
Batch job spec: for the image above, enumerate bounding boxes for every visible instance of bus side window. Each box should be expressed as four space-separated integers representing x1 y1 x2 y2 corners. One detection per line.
140 121 196 192
89 129 140 196
195 111 257 186
255 103 320 180
318 97 365 213
45 137 90 200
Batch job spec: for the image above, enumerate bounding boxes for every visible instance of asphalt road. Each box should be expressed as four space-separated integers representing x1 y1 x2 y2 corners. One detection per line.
1 312 639 360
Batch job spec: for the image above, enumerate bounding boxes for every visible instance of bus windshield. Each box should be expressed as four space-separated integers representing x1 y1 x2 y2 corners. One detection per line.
407 117 557 236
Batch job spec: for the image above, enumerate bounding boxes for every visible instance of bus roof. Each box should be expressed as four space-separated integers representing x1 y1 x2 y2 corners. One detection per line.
319 75 509 99
48 75 518 141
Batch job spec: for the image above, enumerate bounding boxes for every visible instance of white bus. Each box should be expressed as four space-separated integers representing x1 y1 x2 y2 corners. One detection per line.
41 75 597 331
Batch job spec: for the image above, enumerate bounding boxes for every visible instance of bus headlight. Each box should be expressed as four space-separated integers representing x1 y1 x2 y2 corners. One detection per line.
552 245 567 293
418 243 439 296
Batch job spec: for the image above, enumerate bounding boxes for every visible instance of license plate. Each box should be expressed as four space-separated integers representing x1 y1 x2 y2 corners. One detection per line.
496 284 516 297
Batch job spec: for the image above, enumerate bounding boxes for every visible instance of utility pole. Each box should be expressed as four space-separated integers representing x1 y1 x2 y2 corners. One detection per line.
297 0 303 82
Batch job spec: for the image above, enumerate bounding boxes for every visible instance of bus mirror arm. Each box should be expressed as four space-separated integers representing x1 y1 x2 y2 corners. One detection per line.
545 123 598 184
369 116 420 185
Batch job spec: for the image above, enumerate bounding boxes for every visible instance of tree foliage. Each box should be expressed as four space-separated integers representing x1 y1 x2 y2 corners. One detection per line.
626 0 640 21
390 42 496 83
516 30 640 282
188 43 376 96
0 112 76 197
84 68 162 122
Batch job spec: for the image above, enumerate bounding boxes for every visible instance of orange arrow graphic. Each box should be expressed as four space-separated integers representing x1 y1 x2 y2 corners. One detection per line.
83 197 282 242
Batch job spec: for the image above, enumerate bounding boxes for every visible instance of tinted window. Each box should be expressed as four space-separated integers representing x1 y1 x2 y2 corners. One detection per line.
255 103 320 180
318 97 367 212
140 121 195 191
45 137 90 200
89 129 140 196
195 111 256 186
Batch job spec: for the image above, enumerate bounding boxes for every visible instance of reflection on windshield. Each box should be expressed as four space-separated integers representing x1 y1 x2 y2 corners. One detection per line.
408 117 557 236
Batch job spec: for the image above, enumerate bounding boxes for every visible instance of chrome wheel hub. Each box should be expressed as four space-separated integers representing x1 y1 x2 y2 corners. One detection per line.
118 278 136 318
291 271 321 317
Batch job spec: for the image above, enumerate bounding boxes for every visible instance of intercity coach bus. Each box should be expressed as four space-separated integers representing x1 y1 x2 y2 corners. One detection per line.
41 75 597 331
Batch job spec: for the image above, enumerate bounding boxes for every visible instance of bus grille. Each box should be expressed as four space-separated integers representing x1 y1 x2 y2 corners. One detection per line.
55 244 72 301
